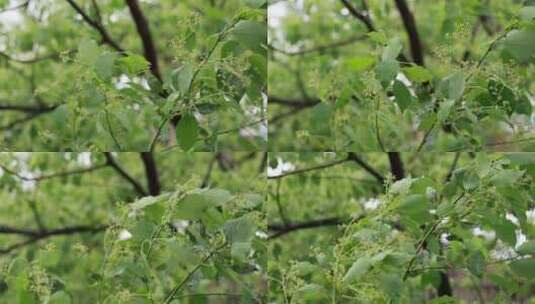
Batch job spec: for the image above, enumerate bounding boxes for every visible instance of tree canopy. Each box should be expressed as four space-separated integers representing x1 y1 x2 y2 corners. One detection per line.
0 0 266 151
269 0 535 151
268 152 535 303
0 152 266 303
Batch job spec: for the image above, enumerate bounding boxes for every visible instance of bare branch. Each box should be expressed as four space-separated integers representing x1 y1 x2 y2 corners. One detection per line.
64 0 124 52
268 217 347 239
346 153 385 184
268 158 350 180
104 153 147 196
139 152 161 195
393 0 424 66
339 0 375 31
0 162 107 181
268 35 366 56
124 0 161 80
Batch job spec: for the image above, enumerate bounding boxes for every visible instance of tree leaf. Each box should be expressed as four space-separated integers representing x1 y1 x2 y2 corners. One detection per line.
439 72 465 100
343 256 373 284
175 188 233 220
176 112 199 151
517 240 535 255
403 66 433 83
502 29 535 62
77 39 100 65
509 258 535 278
376 58 399 87
172 63 194 95
393 80 412 112
232 20 267 54
117 54 150 75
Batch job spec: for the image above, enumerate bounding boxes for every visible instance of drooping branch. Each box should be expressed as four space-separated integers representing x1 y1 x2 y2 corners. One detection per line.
268 35 367 56
0 162 108 181
393 0 424 66
268 96 321 109
0 0 29 14
268 157 350 180
347 152 385 185
339 0 375 31
140 152 161 195
387 152 405 181
268 217 347 239
0 51 62 64
0 103 59 114
0 224 107 254
64 0 124 52
124 0 162 80
104 153 147 196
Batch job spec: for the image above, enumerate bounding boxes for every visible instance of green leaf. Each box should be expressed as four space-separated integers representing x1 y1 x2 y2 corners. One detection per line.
520 6 535 21
376 58 399 86
397 194 430 223
94 53 116 79
461 170 479 190
347 56 376 72
232 20 267 54
224 216 255 243
172 63 194 95
439 72 465 100
77 39 100 65
117 54 150 75
382 38 402 61
509 258 535 278
403 66 433 83
502 29 535 62
380 274 404 300
47 291 72 304
467 251 485 277
495 217 516 247
505 153 535 165
393 80 412 112
175 188 233 220
343 256 373 284
176 112 199 151
291 262 319 276
437 100 455 124
490 169 523 187
517 240 535 255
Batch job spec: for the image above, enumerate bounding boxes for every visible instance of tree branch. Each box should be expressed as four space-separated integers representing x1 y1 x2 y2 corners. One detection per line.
393 0 424 66
268 96 321 109
346 153 385 184
268 217 346 239
124 0 161 80
268 35 367 56
139 152 161 195
387 152 405 181
0 162 108 181
268 158 350 180
0 51 62 64
64 0 124 52
0 224 107 254
339 0 375 31
104 153 147 196
0 103 58 114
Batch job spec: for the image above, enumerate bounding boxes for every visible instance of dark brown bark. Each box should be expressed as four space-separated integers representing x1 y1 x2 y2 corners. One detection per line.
387 152 405 181
124 0 162 80
140 152 161 195
394 0 424 66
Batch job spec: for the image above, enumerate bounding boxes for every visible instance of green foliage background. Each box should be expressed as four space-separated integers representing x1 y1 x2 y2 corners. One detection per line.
0 152 266 303
268 152 535 303
0 0 266 151
269 0 535 151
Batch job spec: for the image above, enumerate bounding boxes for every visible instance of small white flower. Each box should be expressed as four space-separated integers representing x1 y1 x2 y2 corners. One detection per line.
118 229 132 241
